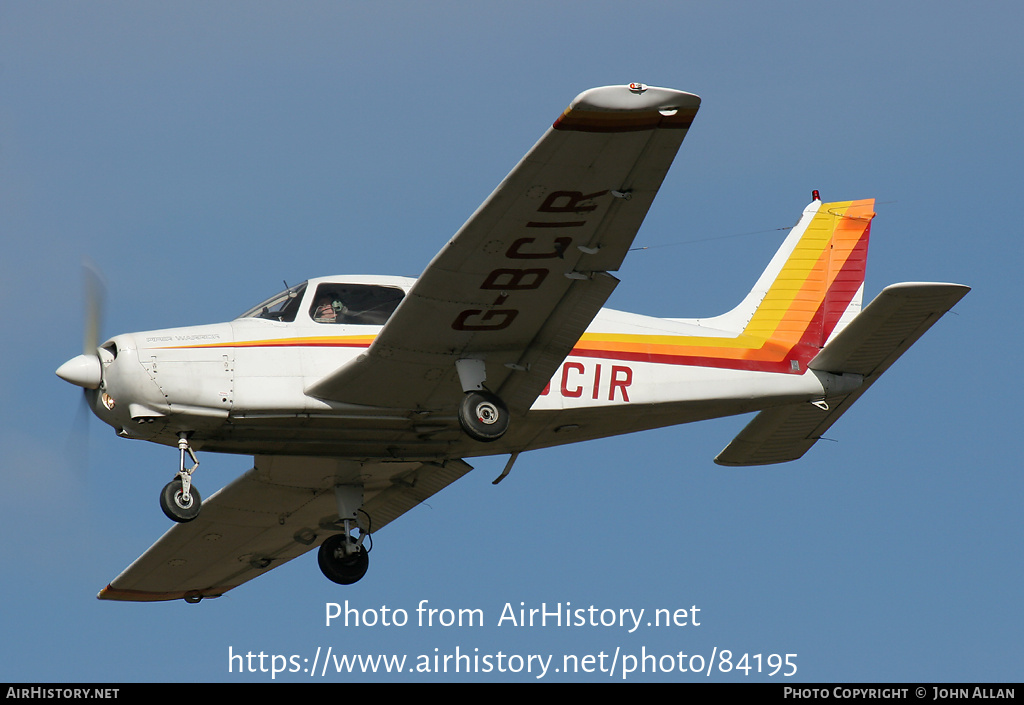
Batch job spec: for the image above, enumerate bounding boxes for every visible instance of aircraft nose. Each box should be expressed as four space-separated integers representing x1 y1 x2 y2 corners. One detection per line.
56 354 102 389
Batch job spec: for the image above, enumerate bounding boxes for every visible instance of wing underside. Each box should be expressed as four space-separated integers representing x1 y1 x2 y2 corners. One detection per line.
98 455 473 602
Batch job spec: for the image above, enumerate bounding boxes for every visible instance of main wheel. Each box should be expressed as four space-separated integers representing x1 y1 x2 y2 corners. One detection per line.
318 533 369 585
160 479 202 523
458 390 510 442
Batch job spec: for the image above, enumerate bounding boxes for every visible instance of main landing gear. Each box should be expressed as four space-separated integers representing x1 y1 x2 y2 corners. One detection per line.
318 532 370 585
318 484 371 584
457 390 510 443
159 433 203 523
453 358 510 443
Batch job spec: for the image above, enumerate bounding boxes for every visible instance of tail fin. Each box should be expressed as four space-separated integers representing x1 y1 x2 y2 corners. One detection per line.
599 197 879 376
708 197 875 351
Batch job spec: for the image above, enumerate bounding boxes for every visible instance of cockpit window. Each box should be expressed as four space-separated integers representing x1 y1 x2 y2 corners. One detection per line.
309 283 404 325
237 282 308 322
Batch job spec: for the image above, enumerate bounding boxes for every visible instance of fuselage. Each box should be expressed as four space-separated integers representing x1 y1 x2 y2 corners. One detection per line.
80 274 846 462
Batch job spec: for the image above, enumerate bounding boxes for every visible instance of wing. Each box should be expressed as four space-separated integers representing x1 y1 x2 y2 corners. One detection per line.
307 84 700 415
98 455 473 602
714 282 970 466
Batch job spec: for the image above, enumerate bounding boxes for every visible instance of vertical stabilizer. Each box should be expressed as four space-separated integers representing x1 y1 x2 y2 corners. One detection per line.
705 197 875 353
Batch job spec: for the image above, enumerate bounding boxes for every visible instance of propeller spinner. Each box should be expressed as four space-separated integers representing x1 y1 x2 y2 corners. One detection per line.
56 260 106 389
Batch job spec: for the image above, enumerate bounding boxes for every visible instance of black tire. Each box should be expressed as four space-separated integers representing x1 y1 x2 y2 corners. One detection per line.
458 390 510 442
160 479 202 523
318 533 370 585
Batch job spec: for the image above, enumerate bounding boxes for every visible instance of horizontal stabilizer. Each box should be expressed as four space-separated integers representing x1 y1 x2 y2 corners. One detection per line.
715 282 969 466
808 282 970 376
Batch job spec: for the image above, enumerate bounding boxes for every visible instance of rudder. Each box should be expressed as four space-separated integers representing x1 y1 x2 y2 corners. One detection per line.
705 195 875 356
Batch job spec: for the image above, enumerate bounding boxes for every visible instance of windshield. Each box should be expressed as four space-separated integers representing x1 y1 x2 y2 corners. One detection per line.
237 282 308 322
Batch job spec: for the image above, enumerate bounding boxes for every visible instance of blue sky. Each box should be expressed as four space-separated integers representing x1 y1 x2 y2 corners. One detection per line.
1 1 1020 683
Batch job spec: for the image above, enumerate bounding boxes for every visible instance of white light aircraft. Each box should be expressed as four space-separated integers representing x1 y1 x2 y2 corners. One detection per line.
57 84 969 603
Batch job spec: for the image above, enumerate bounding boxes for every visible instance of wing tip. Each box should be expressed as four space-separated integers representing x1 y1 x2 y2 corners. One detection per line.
880 281 971 298
97 583 227 603
571 84 701 111
554 84 700 132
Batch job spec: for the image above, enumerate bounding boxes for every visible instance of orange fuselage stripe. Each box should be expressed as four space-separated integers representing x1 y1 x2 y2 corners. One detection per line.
153 201 872 375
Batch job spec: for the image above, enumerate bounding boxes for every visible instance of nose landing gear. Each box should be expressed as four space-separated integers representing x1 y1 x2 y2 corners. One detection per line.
159 433 203 523
159 478 202 522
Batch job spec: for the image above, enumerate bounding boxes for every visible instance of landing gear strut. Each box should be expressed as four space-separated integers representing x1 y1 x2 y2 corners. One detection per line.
159 433 203 523
318 485 370 585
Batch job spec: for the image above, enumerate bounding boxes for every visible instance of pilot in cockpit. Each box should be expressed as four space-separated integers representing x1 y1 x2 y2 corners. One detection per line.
313 293 339 323
314 289 355 323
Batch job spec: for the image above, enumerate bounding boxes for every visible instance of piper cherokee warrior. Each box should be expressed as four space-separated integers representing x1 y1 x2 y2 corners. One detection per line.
56 84 969 603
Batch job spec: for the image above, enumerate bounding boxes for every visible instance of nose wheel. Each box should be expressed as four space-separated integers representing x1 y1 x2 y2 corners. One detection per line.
160 433 203 523
160 478 202 522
